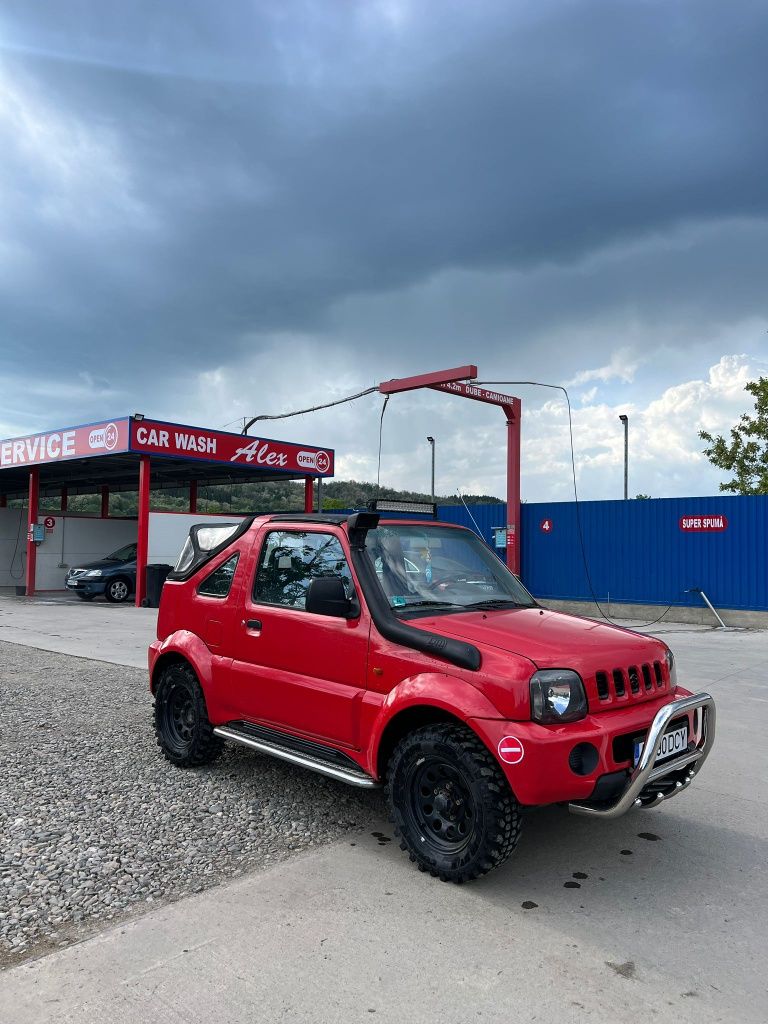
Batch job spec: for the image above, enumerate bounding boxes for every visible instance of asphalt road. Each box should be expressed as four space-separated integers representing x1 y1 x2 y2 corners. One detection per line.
1 619 767 1023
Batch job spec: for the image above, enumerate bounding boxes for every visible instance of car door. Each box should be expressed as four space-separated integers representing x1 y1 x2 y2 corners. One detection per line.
228 526 369 748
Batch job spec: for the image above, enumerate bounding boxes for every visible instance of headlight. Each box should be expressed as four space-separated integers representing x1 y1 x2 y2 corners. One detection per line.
530 669 588 724
665 648 678 687
85 569 102 577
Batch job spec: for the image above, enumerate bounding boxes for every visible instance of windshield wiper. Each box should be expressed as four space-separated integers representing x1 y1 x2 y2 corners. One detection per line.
394 600 464 612
463 598 523 610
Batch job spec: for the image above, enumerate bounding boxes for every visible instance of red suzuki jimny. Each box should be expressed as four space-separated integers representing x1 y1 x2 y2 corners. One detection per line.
149 503 716 883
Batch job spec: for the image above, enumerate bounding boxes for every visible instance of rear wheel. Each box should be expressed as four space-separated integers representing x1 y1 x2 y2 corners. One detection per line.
387 723 522 883
104 577 131 603
154 662 224 767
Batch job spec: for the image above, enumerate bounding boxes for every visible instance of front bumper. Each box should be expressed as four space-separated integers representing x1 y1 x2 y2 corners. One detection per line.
66 578 106 596
568 692 716 818
469 689 715 812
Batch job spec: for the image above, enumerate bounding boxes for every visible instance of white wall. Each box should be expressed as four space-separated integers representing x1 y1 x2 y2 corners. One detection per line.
147 512 247 568
0 508 25 588
0 510 137 590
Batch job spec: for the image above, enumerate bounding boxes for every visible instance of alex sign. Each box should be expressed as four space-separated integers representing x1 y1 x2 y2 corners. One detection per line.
0 419 130 468
129 420 334 476
679 515 728 532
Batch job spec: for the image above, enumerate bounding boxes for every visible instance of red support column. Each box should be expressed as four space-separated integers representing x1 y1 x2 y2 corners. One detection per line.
60 486 68 513
26 468 39 597
189 480 197 514
135 456 151 607
0 493 6 508
100 485 110 518
304 477 314 513
504 400 521 574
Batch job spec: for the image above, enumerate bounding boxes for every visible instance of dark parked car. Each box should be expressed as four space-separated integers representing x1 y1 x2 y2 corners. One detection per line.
65 542 137 603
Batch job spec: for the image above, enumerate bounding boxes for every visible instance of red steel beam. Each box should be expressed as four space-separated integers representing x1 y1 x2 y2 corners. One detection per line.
100 485 110 518
378 365 477 395
380 367 522 574
304 477 314 513
189 479 198 514
135 455 151 607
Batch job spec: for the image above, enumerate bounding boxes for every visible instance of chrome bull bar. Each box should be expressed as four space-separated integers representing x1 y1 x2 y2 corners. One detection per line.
569 692 716 819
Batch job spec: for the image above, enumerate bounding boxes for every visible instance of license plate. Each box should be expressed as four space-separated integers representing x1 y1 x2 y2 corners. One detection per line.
634 724 688 767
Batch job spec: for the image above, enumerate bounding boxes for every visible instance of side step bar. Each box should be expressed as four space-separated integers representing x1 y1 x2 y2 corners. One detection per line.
213 725 380 789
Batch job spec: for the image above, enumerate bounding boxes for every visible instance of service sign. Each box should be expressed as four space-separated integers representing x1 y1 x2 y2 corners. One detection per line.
679 515 728 532
130 419 334 476
0 419 130 468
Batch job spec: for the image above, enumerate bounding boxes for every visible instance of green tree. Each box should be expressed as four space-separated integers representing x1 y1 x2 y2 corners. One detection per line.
635 493 651 500
699 376 768 494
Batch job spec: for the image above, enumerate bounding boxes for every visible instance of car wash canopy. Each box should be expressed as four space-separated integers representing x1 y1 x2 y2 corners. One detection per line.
0 415 334 604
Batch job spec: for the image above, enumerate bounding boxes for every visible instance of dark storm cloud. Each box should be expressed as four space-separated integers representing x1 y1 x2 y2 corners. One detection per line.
0 0 766 407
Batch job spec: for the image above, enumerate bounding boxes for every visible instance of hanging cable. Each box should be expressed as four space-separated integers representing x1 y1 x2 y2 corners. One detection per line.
476 380 674 629
241 386 379 434
375 395 390 495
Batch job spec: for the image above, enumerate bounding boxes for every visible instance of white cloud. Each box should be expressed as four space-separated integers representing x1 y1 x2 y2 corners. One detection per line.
565 347 641 387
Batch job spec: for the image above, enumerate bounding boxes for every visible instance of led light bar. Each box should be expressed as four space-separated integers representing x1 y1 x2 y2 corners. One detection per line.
367 500 437 517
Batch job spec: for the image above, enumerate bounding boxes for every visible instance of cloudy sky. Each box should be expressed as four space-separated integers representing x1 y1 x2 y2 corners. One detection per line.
1 0 766 502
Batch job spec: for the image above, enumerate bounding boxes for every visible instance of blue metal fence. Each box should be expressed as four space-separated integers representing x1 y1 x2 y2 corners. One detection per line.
432 496 768 611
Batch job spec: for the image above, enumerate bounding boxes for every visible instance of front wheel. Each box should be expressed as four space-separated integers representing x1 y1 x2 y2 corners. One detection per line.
104 577 131 603
154 662 224 767
387 723 522 883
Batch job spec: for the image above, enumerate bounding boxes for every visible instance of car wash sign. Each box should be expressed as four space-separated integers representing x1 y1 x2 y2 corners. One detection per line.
0 419 130 468
679 514 728 532
130 419 334 476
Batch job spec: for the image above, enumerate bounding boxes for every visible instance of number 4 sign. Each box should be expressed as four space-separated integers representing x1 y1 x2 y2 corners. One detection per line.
540 518 553 533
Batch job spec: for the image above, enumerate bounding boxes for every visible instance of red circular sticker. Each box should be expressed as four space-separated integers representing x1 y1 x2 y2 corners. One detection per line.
315 451 330 474
498 736 525 765
43 516 56 530
540 518 553 533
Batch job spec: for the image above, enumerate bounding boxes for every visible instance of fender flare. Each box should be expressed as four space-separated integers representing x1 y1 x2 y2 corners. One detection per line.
366 672 503 777
149 630 215 693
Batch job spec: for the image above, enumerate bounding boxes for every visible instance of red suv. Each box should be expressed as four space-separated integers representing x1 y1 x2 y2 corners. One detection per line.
149 506 715 883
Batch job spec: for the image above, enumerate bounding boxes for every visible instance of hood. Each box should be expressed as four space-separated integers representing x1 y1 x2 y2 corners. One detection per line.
410 606 666 673
70 558 134 572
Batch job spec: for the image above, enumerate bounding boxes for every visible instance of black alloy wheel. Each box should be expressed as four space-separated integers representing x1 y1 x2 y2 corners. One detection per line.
154 662 223 767
387 723 522 883
406 756 477 855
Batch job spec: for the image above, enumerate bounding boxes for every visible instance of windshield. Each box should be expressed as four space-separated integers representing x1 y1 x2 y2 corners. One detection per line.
364 524 536 615
105 543 137 562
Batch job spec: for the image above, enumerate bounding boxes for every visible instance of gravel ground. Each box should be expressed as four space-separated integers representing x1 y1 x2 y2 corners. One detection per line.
0 642 382 970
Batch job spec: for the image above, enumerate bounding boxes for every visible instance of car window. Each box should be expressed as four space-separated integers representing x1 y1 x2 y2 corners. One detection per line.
197 553 240 598
253 531 354 610
365 524 536 614
106 543 137 561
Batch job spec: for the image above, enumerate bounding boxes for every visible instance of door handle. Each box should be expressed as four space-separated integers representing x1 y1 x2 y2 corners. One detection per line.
243 618 262 630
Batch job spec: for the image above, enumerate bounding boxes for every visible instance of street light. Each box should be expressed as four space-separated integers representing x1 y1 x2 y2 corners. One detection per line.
618 415 628 500
426 436 435 501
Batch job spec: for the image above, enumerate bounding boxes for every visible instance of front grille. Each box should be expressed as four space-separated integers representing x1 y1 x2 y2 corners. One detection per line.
591 659 668 709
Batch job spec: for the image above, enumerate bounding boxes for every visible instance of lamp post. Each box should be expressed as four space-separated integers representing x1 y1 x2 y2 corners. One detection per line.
426 436 435 502
619 415 628 500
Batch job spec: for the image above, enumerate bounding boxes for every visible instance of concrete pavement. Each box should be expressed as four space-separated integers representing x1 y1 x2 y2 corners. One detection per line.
0 593 156 669
1 606 766 1022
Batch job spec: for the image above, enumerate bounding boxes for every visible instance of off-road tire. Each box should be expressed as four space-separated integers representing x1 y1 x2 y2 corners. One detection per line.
387 723 522 883
154 662 224 768
104 577 131 603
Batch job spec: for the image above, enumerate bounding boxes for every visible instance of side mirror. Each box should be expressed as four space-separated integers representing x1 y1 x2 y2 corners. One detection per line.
305 576 359 618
